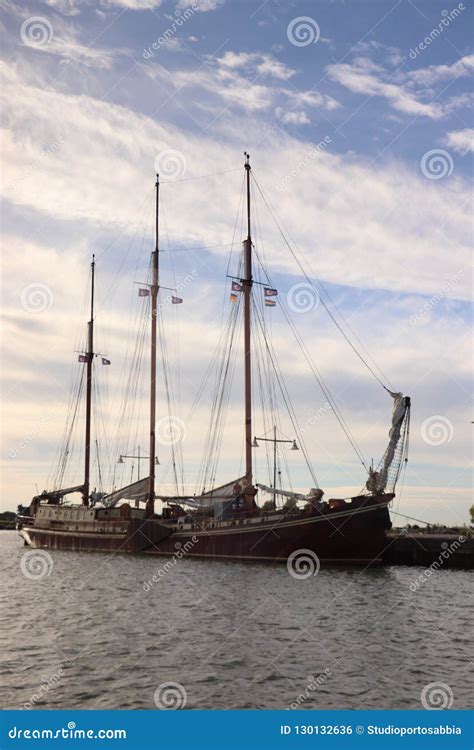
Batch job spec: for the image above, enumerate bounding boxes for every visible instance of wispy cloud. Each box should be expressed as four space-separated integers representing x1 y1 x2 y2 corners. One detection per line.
327 53 474 121
445 128 474 154
406 54 474 86
218 50 295 80
177 0 225 11
275 107 309 125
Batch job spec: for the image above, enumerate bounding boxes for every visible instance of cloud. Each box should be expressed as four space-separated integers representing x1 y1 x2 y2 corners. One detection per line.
218 51 296 81
282 87 340 112
275 107 309 125
445 128 474 155
2 0 165 14
177 0 225 11
406 54 474 87
171 50 339 118
327 60 444 120
38 0 81 14
327 54 474 121
0 59 471 302
11 9 122 68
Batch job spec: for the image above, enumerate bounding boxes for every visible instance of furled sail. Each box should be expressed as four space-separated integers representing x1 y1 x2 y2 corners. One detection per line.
104 477 150 507
256 484 324 502
157 478 247 507
366 391 410 494
201 477 246 498
33 484 85 502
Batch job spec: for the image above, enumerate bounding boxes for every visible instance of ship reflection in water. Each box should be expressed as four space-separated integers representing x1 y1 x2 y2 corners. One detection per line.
1 533 471 710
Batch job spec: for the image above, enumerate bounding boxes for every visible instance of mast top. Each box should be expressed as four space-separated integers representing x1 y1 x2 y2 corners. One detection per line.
244 151 251 170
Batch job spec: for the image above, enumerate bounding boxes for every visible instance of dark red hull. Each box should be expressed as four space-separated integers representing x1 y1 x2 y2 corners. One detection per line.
19 496 392 566
145 504 390 564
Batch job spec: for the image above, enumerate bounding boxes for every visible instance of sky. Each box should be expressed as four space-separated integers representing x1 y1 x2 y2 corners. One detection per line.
0 0 472 525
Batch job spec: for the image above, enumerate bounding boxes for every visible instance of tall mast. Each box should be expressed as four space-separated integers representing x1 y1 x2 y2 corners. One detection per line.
146 174 159 518
273 424 277 497
243 152 253 503
83 255 95 506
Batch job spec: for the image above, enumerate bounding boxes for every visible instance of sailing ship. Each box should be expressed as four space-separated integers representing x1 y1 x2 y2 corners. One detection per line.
17 154 411 565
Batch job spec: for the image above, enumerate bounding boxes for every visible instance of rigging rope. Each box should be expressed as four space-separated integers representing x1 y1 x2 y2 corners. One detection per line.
251 172 392 393
252 242 368 470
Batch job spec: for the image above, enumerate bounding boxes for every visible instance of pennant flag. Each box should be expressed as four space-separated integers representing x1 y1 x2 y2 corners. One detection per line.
265 299 276 307
171 296 183 305
78 354 88 363
230 293 238 303
232 281 243 292
264 287 278 297
102 357 111 365
139 288 150 297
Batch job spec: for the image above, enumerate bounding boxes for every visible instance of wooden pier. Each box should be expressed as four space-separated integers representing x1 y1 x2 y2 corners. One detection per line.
384 532 473 569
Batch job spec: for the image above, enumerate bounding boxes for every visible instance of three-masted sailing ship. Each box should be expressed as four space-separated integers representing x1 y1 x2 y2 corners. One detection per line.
17 155 411 565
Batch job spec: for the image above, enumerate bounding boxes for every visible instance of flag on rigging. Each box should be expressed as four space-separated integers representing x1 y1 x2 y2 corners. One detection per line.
230 293 238 303
264 288 278 297
138 288 150 297
265 299 276 307
102 357 111 365
78 354 88 363
231 281 243 292
171 296 183 304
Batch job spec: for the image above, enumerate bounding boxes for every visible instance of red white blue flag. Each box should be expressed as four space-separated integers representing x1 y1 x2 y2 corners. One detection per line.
172 296 183 305
139 288 150 297
78 354 88 363
264 288 278 297
232 281 243 292
102 357 111 365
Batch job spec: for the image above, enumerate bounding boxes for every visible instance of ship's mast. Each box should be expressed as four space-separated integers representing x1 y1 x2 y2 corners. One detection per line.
146 174 160 518
83 255 95 506
243 153 254 508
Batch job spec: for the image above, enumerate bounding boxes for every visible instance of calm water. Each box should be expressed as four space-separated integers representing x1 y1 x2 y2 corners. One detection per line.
1 531 472 710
